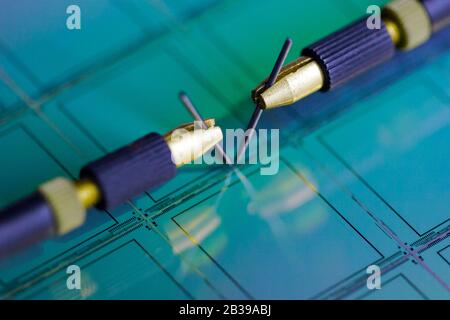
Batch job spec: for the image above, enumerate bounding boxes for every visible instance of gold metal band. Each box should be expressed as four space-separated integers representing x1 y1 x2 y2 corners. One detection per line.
75 179 101 209
258 57 324 109
383 0 432 50
39 177 86 235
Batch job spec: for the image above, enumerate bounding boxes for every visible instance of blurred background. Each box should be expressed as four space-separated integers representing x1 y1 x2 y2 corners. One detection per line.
0 0 449 299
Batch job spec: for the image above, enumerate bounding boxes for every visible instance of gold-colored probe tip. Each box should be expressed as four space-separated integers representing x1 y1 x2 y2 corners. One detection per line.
252 57 324 109
165 119 224 167
75 179 101 209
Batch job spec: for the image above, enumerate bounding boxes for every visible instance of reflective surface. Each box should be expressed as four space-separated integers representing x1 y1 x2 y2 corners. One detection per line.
0 0 449 299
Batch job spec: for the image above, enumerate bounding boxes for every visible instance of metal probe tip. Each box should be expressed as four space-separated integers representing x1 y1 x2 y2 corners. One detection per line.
253 56 324 109
164 119 223 167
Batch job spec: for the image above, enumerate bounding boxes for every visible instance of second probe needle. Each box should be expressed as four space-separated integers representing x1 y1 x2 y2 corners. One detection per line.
179 92 233 165
178 92 257 196
237 38 293 162
252 0 450 110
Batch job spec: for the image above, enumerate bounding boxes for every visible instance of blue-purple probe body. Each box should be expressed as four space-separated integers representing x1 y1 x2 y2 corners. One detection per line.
0 133 176 259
